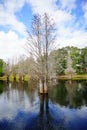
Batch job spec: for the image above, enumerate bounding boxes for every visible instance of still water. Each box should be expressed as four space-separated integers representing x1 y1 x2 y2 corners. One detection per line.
0 80 87 130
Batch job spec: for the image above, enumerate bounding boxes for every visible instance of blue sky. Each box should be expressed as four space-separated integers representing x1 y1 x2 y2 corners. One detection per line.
0 0 87 61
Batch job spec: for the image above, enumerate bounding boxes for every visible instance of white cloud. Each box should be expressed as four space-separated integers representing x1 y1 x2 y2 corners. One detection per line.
0 0 28 61
57 29 87 48
27 0 57 14
0 31 26 61
53 10 74 25
4 0 25 13
0 0 26 35
59 0 76 11
28 0 74 24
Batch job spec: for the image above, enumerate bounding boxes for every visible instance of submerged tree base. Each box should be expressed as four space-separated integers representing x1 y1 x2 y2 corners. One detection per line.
39 88 48 94
39 79 48 94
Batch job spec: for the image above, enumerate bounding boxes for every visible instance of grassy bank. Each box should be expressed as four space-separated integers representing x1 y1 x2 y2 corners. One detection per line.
58 74 87 80
0 74 87 81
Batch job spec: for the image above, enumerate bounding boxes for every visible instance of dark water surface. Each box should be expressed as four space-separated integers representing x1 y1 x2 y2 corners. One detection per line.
0 80 87 130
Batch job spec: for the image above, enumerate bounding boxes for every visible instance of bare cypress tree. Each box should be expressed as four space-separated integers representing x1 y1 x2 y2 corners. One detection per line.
26 13 56 93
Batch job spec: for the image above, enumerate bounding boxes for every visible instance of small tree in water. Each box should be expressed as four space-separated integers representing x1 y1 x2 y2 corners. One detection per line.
65 51 75 79
26 13 56 93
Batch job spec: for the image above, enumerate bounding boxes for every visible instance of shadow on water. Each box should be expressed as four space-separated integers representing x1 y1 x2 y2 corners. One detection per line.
0 81 87 130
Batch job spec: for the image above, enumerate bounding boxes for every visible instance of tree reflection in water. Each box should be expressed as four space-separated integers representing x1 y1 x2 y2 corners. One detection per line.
49 80 87 108
25 93 66 130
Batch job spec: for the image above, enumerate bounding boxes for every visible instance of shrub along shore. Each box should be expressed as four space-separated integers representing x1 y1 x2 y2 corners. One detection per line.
0 74 30 82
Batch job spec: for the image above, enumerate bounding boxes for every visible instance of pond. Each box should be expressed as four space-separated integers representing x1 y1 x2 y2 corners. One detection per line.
0 80 87 130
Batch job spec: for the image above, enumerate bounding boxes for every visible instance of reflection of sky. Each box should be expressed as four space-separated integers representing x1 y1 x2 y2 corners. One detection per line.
0 86 39 121
0 100 87 130
0 83 87 130
48 103 87 130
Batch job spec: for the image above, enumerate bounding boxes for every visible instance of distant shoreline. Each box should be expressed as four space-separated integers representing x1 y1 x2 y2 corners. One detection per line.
58 74 87 80
0 74 87 81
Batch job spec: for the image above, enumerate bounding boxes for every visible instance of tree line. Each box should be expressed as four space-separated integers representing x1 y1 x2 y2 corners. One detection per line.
0 46 87 78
